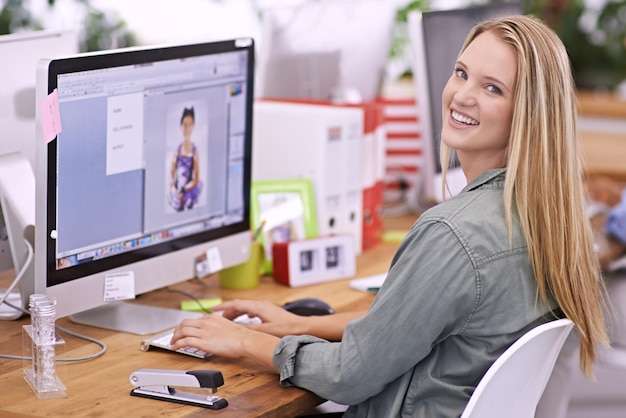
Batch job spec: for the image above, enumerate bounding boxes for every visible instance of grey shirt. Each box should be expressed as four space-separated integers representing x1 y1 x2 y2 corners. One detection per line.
273 168 558 417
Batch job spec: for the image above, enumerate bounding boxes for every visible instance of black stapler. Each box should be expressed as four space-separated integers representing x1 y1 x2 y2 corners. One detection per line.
129 368 228 409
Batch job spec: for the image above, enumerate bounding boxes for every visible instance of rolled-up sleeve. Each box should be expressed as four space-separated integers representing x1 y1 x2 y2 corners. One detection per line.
274 334 329 385
272 219 478 405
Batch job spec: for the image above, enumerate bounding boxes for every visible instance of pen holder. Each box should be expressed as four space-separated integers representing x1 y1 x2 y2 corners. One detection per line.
219 241 265 289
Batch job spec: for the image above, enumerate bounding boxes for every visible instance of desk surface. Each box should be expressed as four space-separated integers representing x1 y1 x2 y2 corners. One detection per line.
576 91 626 181
578 90 626 119
0 216 413 418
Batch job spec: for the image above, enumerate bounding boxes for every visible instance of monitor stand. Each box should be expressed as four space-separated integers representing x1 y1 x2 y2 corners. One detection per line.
69 301 203 335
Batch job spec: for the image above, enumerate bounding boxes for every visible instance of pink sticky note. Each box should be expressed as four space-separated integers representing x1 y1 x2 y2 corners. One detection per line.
40 89 63 144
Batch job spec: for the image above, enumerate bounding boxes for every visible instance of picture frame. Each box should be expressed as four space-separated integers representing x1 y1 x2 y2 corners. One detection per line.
250 179 318 274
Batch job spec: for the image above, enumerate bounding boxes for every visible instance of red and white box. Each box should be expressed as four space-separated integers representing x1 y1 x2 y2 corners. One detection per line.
272 235 356 287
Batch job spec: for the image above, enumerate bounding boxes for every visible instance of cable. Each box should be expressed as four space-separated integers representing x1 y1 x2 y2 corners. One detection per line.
0 301 107 362
164 287 214 315
54 324 108 362
188 274 219 289
0 237 33 308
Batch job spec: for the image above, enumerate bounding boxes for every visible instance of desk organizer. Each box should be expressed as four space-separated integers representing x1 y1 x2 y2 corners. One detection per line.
22 294 66 399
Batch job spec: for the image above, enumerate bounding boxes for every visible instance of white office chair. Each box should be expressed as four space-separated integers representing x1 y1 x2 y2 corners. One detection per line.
461 318 575 418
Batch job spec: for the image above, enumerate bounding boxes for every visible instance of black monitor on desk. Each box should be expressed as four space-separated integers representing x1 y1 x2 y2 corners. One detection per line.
408 3 524 207
34 38 256 334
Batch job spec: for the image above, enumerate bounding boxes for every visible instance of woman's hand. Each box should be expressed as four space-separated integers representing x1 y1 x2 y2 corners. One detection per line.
212 299 306 338
170 314 279 370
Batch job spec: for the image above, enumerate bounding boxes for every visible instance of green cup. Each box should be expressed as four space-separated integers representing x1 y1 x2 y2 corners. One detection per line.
219 241 266 289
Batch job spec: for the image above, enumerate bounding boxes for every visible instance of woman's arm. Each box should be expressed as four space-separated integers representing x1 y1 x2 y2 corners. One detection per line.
299 311 365 341
170 301 366 371
272 220 477 405
213 299 365 341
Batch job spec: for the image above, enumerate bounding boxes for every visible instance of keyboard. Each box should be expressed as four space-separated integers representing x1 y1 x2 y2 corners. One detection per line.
140 328 211 358
139 314 262 359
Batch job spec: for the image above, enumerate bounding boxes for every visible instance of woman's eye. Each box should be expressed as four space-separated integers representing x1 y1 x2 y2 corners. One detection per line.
486 85 502 94
454 68 467 79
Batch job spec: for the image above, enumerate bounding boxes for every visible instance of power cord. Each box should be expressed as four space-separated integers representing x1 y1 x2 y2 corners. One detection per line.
164 287 215 315
0 238 34 315
0 300 108 362
0 238 107 362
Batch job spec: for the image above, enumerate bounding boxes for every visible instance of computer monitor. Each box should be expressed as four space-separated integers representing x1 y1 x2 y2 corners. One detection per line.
0 30 78 319
256 0 396 103
408 3 524 207
34 38 255 335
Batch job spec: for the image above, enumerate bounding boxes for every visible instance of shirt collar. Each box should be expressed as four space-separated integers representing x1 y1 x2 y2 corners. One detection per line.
460 168 507 193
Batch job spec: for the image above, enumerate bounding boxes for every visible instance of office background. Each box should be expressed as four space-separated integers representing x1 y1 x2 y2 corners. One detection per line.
1 1 626 416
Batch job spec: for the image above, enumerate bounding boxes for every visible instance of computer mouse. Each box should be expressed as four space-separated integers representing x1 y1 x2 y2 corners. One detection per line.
282 298 334 316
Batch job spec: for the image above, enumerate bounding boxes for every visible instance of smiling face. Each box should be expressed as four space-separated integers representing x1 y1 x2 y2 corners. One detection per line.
441 30 517 181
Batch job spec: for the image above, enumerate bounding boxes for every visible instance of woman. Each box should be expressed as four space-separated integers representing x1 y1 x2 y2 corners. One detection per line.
169 106 201 211
171 15 608 416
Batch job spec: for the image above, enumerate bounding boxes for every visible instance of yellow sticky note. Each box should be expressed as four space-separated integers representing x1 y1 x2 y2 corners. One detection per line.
382 230 408 243
180 298 222 312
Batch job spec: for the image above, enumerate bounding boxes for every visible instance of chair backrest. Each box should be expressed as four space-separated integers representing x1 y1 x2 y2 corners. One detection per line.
461 318 575 418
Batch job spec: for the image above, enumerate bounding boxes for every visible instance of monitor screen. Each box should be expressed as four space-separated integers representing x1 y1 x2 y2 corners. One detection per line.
34 38 255 334
256 0 396 102
408 3 524 206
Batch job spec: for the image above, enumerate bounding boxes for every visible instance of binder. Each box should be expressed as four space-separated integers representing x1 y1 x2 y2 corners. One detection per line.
262 99 385 252
359 102 385 251
362 180 384 251
334 101 385 251
252 100 363 254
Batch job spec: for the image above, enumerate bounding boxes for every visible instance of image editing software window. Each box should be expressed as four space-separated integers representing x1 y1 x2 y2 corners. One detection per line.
52 49 250 282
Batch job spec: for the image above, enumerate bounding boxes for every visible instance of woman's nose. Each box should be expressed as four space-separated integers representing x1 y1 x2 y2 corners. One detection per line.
454 83 478 106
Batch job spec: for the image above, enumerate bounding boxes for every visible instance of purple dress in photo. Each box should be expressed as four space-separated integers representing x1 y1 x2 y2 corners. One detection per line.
169 144 200 211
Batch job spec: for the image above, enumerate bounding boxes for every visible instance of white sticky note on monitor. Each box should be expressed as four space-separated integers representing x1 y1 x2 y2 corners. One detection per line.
103 271 136 301
206 247 224 274
106 93 144 175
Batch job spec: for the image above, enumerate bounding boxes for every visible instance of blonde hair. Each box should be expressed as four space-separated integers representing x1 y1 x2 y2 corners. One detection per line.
441 15 608 376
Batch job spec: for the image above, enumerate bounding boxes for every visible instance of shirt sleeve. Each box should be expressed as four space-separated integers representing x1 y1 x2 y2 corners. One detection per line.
272 219 479 405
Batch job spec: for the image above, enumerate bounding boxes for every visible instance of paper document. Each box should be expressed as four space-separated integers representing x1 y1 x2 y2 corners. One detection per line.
349 273 387 293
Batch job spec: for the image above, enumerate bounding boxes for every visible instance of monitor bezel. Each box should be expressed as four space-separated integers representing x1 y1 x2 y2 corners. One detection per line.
34 38 255 323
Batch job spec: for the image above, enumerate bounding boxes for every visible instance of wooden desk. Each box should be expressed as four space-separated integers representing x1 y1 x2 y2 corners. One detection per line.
577 90 626 181
579 130 626 182
0 230 408 417
578 90 626 119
